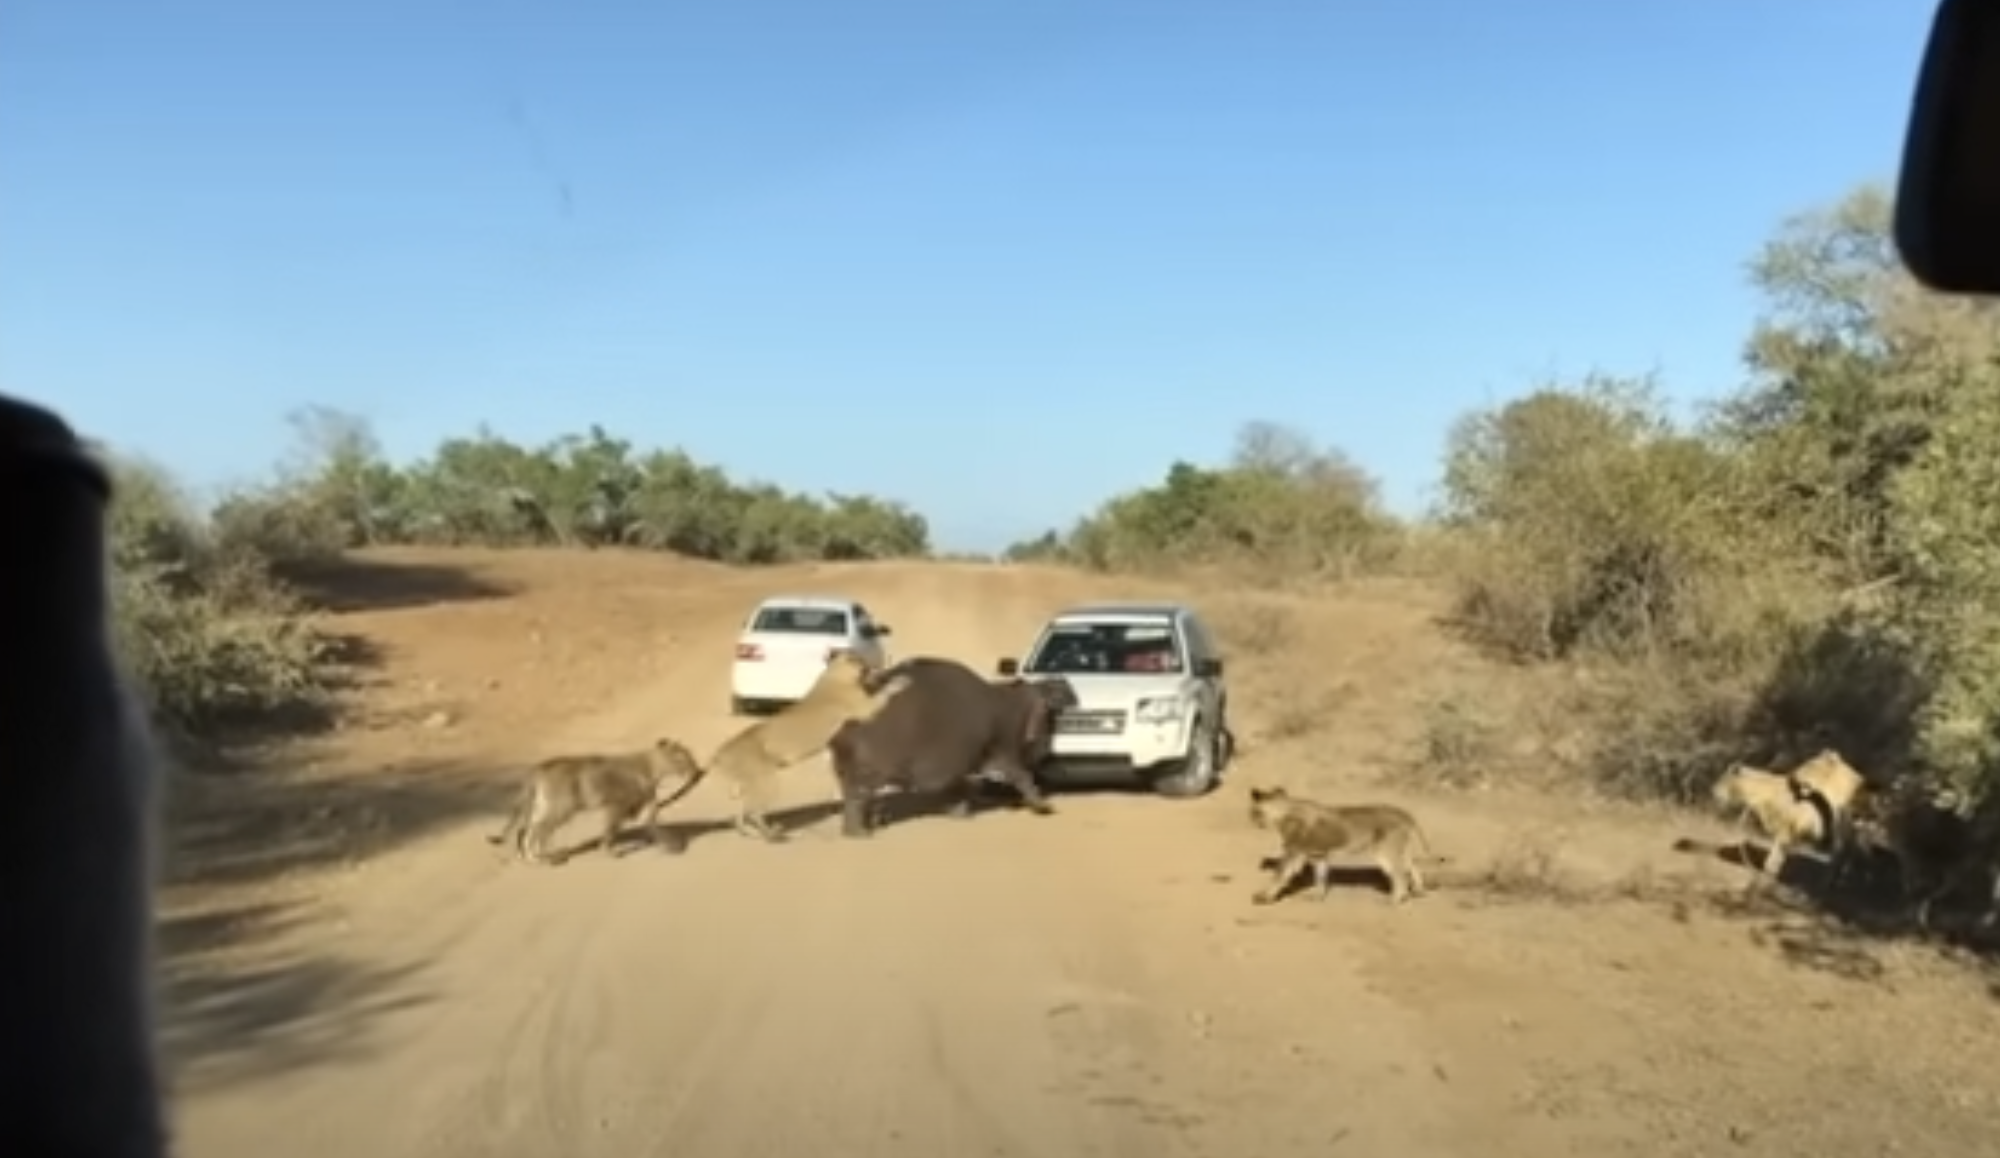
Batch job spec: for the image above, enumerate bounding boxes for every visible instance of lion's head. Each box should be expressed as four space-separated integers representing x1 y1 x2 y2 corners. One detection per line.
819 648 877 686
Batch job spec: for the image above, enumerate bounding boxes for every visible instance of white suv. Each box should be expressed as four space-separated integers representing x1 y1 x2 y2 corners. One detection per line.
730 595 892 716
997 602 1233 798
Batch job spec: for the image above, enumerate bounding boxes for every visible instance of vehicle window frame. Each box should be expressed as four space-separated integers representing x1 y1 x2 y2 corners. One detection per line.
750 604 853 636
1177 613 1209 664
1024 617 1185 675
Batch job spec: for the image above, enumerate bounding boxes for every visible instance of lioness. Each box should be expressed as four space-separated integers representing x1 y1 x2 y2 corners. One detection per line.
651 648 908 842
1247 785 1443 906
1784 748 1869 885
1712 761 1828 886
488 737 702 865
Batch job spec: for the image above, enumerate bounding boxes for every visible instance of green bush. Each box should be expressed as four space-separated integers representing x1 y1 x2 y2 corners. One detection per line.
102 457 334 740
1438 374 1786 663
208 485 352 567
1004 421 1403 582
1433 182 2000 811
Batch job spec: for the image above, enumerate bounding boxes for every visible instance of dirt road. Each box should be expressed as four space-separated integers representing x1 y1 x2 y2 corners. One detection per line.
168 555 2000 1158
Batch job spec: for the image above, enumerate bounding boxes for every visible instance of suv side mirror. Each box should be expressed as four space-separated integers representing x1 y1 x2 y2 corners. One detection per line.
996 657 1020 677
868 623 893 638
1195 657 1224 678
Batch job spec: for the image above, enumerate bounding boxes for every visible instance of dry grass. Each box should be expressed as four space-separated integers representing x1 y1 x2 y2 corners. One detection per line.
1412 695 1507 789
1205 596 1297 658
1464 834 1582 900
1456 833 1689 909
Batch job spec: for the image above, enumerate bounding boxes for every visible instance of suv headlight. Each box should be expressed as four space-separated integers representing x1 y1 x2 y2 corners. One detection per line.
1133 697 1186 723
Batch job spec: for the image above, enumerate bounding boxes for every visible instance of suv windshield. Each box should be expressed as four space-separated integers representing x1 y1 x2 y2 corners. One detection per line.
1025 620 1184 675
752 606 851 634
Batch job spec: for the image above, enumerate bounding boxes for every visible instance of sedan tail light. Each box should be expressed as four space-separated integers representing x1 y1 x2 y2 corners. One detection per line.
735 642 764 661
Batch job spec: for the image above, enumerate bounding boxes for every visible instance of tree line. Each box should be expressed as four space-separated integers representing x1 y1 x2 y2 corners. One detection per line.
213 416 933 565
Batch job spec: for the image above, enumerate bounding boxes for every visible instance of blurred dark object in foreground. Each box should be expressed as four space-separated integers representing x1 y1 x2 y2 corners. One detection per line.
1896 0 2000 294
0 394 167 1157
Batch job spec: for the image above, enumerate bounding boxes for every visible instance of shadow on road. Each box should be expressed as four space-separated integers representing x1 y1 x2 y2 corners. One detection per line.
277 554 517 614
159 755 506 1090
168 757 509 890
159 898 435 1094
1666 836 2000 994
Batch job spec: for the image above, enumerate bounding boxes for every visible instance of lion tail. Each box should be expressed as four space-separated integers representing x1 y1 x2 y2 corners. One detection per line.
648 759 714 815
1411 824 1450 865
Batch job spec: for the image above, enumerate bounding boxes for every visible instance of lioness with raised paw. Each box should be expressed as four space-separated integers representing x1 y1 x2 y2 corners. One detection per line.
1247 785 1444 906
650 648 909 843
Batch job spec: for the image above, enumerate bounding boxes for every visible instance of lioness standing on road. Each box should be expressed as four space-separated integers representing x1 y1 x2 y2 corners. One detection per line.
489 736 704 865
651 648 908 843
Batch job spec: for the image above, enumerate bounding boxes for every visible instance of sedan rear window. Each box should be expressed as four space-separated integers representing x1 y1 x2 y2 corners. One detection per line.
751 606 852 635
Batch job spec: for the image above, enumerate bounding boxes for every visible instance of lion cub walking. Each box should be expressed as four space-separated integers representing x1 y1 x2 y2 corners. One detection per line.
488 737 702 866
1247 785 1443 906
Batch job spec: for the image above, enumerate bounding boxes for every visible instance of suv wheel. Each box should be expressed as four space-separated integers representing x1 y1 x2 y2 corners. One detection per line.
1154 718 1221 799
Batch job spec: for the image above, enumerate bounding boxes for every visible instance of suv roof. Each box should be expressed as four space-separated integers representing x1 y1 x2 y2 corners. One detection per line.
753 594 857 611
1051 601 1188 621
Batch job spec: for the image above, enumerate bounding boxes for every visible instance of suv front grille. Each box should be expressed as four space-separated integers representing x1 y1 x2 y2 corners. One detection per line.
1054 709 1127 736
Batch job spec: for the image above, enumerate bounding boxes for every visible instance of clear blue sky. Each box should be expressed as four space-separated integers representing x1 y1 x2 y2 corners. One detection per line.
0 1 1925 551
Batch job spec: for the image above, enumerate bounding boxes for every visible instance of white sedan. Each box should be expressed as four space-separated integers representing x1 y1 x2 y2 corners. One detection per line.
729 595 893 715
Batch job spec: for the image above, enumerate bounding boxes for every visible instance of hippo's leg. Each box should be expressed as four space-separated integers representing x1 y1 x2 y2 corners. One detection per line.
829 738 877 840
941 772 981 819
988 750 1056 815
839 783 875 839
